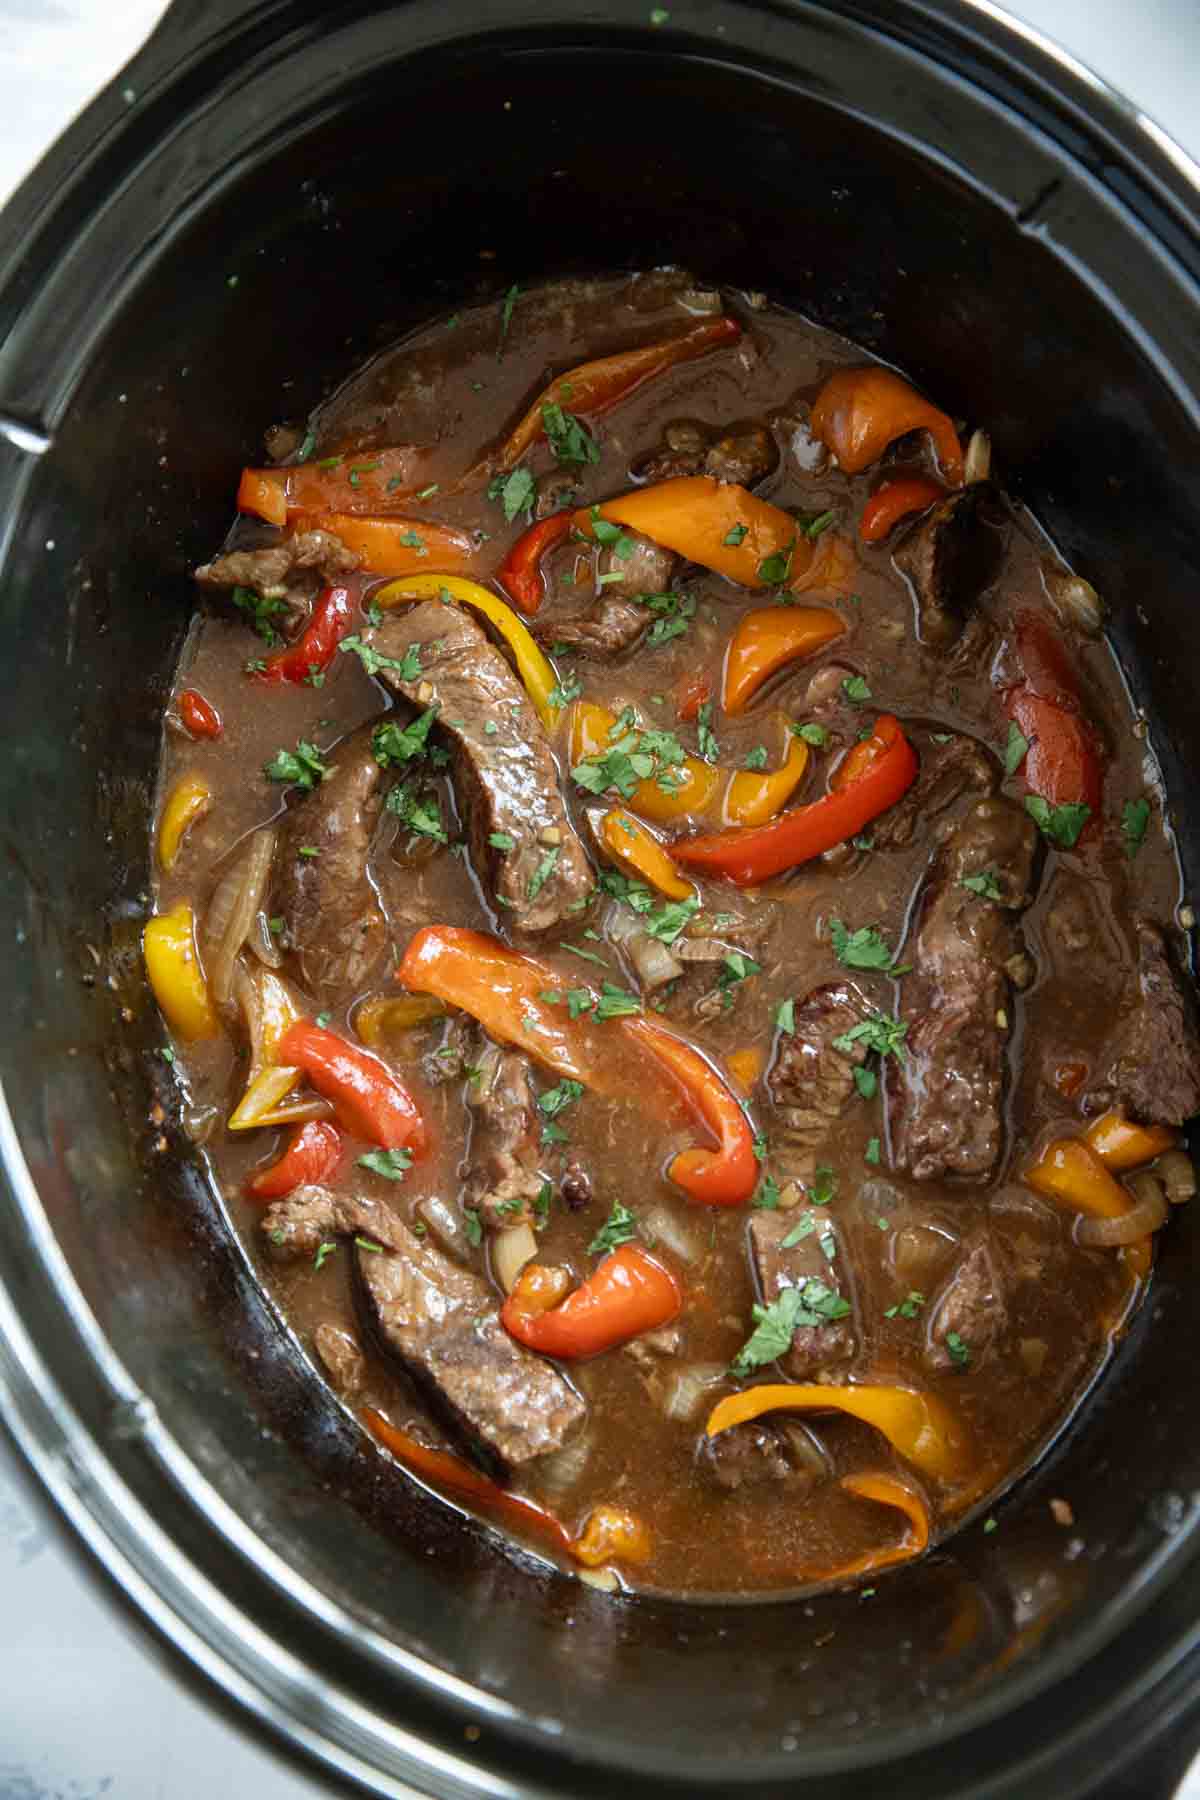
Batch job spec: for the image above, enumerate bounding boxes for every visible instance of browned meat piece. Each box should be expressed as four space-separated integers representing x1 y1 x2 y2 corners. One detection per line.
893 485 1004 650
195 528 359 615
545 531 678 658
272 722 388 999
748 1211 857 1377
703 424 778 487
1085 919 1200 1126
560 1160 592 1210
466 1036 545 1229
1043 873 1100 956
925 1233 1010 1375
697 1420 823 1493
767 982 870 1178
633 418 709 483
422 1011 476 1086
546 596 648 659
891 797 1039 1182
874 733 997 851
260 1183 401 1264
356 1220 585 1471
313 1322 367 1394
596 529 679 602
364 600 591 931
533 471 579 520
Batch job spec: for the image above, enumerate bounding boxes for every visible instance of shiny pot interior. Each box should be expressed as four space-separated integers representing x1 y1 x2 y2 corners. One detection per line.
2 2 1200 1795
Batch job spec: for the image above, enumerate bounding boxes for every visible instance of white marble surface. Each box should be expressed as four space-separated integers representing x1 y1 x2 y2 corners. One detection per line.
1 2 1199 1798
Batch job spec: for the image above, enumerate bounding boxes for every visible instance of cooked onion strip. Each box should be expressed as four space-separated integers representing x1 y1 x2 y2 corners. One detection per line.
1075 1172 1167 1246
1156 1148 1196 1205
203 828 277 1009
493 1222 538 1293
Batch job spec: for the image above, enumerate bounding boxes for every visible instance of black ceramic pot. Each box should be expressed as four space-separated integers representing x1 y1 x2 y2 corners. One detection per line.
2 3 1200 1795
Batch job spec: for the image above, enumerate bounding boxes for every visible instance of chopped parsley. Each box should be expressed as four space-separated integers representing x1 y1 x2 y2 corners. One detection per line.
547 672 583 708
560 939 610 967
793 721 829 747
313 1241 337 1272
533 1181 553 1228
752 1134 768 1163
463 1209 483 1247
1004 723 1030 776
743 745 768 771
946 1331 971 1369
354 1237 384 1253
756 543 795 585
487 465 536 521
885 1291 926 1320
865 1136 881 1165
372 707 439 768
1024 795 1090 849
829 918 902 972
643 894 700 944
696 699 720 763
717 951 761 996
801 508 837 539
852 832 875 852
731 1280 851 1377
753 1172 782 1210
158 1045 175 1065
538 1078 584 1120
594 981 643 1019
416 483 440 499
315 1011 331 1028
775 997 796 1035
833 1009 908 1062
387 784 447 843
572 722 687 801
597 868 655 914
340 635 422 680
808 1164 836 1206
357 1148 413 1181
724 522 749 546
231 586 288 646
842 674 872 705
588 1200 639 1256
780 1211 817 1247
1122 796 1151 858
527 846 561 900
489 831 515 851
497 281 520 356
397 530 425 552
961 868 1004 900
854 1066 878 1100
296 430 317 462
641 590 696 647
264 739 329 790
543 402 600 466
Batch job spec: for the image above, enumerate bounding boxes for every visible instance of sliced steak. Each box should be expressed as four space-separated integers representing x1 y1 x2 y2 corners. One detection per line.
874 732 997 851
925 1232 1010 1375
633 419 710 483
363 600 591 931
698 1419 823 1494
748 1211 857 1377
195 528 359 615
545 531 677 658
313 1322 367 1394
466 1034 545 1229
703 424 778 487
272 721 388 998
261 1182 401 1264
533 471 579 520
1085 918 1200 1126
891 796 1039 1182
893 484 1004 651
356 1220 585 1470
767 982 870 1178
546 595 649 659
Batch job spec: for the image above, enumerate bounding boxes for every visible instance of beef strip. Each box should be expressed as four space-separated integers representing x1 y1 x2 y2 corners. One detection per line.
534 471 579 520
260 1182 402 1264
874 733 997 851
1085 918 1200 1126
356 1220 585 1470
748 1211 857 1377
893 484 1004 651
363 600 591 931
272 721 388 998
313 1322 367 1394
195 528 359 622
633 419 778 488
422 1011 475 1086
924 1232 1010 1375
466 1034 545 1229
767 982 870 1179
891 796 1039 1182
545 530 677 658
697 1420 823 1494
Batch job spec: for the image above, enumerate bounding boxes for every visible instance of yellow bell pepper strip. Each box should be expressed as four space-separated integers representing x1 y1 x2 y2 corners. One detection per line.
705 1383 969 1482
228 967 317 1130
726 1047 765 1092
574 477 813 589
625 1015 759 1206
1024 1136 1152 1277
1084 1111 1178 1171
723 733 809 828
600 809 695 901
143 903 220 1041
570 700 720 822
296 512 477 577
820 1473 931 1581
375 573 562 731
237 448 428 523
157 774 212 872
354 993 447 1048
489 315 742 474
810 366 965 485
722 605 846 714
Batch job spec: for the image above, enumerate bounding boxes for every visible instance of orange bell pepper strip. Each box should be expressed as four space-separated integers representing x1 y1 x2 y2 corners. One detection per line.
810 366 965 485
816 1473 931 1582
491 316 742 473
294 512 476 577
574 477 812 589
859 476 946 543
496 512 573 616
361 1408 577 1559
673 713 917 885
831 710 902 792
277 1020 427 1153
722 733 809 828
1025 1136 1152 1277
570 700 720 822
600 809 695 901
726 1047 765 1092
722 605 846 714
501 1245 683 1358
626 1015 759 1205
574 1504 652 1567
246 1119 343 1201
1085 1111 1178 1171
237 447 428 522
178 688 222 740
790 530 858 598
706 1383 969 1482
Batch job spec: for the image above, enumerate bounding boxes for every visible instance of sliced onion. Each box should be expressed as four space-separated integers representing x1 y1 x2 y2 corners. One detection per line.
642 1203 700 1265
606 904 683 991
536 1432 592 1497
203 828 277 1009
964 427 992 485
1045 567 1104 638
492 1221 538 1293
1156 1148 1196 1205
1075 1172 1167 1246
250 908 283 968
419 1194 465 1255
662 1362 727 1421
678 287 723 315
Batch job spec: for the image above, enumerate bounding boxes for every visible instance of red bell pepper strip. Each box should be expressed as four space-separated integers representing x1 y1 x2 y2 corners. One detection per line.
811 367 964 485
626 1016 759 1205
277 1020 427 1152
361 1408 577 1558
672 713 918 885
676 671 712 723
501 1245 682 1358
255 585 355 685
178 689 222 740
859 476 945 543
491 316 742 473
237 447 428 522
246 1119 342 1200
496 512 573 617
1002 611 1103 813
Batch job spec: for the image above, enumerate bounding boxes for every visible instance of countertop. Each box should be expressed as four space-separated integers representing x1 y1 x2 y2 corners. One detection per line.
1 1 1199 1796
